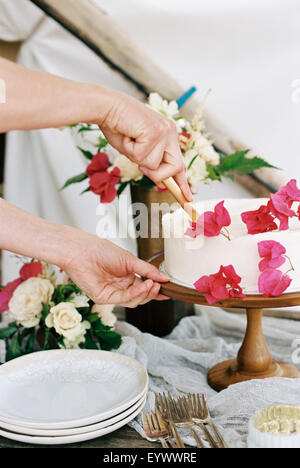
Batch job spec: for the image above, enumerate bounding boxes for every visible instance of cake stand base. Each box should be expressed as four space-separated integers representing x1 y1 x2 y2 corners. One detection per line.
148 253 300 392
208 359 300 392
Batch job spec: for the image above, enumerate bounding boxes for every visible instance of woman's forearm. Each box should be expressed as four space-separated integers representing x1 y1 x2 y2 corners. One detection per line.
0 57 111 132
0 198 77 268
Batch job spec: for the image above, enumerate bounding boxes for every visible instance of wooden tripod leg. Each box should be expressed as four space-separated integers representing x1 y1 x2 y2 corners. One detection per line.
207 308 300 392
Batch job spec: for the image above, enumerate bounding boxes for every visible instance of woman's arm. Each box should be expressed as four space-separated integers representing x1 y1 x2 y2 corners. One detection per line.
0 57 192 199
0 198 169 307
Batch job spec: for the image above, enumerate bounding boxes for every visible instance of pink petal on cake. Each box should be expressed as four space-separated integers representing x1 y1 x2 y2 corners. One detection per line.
214 201 231 228
258 269 292 297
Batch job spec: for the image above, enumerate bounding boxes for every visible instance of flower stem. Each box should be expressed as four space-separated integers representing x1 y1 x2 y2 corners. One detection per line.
221 227 231 241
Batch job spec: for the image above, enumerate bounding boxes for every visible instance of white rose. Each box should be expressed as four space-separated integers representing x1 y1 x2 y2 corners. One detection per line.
9 278 54 328
147 93 185 132
111 154 143 183
69 293 90 308
184 149 209 193
92 304 117 328
46 302 90 343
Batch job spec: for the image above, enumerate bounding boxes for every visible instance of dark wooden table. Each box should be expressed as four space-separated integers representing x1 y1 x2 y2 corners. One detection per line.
0 425 160 448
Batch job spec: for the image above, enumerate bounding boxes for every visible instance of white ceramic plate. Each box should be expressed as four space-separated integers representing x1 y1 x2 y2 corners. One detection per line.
0 397 146 445
0 350 148 429
0 393 147 437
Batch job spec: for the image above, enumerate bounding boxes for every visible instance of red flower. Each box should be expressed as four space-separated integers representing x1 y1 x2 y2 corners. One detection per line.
241 205 277 235
185 201 231 238
194 265 245 305
86 152 110 177
257 240 286 272
89 167 120 203
0 278 22 313
86 152 120 203
19 262 43 281
258 269 292 297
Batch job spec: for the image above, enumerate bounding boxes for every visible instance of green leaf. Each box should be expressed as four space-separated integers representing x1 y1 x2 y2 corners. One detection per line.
77 124 94 133
84 331 99 350
5 334 22 361
42 327 53 351
52 283 82 304
97 137 108 151
41 303 50 324
206 164 222 181
219 150 276 175
60 172 88 191
133 176 155 189
187 154 199 170
25 330 36 354
77 146 94 161
0 323 18 340
97 331 122 351
117 182 129 196
80 186 91 195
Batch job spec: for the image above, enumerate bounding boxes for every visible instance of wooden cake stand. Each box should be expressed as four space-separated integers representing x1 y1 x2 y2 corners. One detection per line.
149 253 300 392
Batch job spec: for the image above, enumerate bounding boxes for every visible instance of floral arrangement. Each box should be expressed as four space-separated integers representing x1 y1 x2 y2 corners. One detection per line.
0 260 121 362
189 179 299 303
61 93 274 202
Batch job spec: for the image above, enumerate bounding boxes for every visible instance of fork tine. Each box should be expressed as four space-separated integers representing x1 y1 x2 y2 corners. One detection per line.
201 394 209 419
202 395 228 448
198 422 219 449
170 422 185 448
142 412 151 436
197 394 204 419
190 428 205 449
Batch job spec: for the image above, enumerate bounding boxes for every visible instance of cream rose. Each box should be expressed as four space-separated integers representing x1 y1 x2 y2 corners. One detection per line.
184 149 209 193
111 154 143 183
147 93 185 132
46 302 90 344
69 293 90 308
92 304 117 328
9 277 54 328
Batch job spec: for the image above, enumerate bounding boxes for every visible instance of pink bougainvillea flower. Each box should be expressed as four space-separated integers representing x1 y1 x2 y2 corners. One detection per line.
241 205 277 235
266 179 300 230
257 240 287 272
194 265 246 305
19 262 43 281
273 179 300 208
267 199 290 231
89 167 120 203
258 269 292 297
0 278 22 313
185 201 231 239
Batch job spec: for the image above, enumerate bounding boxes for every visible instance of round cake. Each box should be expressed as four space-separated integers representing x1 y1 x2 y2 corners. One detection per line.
162 198 300 295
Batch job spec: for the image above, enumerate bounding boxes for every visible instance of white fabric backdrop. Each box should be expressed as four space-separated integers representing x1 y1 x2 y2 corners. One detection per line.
2 0 299 281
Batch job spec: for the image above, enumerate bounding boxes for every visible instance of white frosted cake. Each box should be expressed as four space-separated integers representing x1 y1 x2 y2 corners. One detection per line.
162 198 300 295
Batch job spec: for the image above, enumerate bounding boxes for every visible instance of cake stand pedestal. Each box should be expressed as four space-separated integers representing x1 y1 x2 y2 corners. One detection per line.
149 253 300 392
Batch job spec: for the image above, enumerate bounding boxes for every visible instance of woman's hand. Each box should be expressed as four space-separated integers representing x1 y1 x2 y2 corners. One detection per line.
62 234 169 308
0 58 192 201
0 199 169 308
96 89 193 201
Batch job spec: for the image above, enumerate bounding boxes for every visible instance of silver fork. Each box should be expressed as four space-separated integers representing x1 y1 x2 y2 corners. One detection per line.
156 392 211 449
187 394 228 448
142 408 185 448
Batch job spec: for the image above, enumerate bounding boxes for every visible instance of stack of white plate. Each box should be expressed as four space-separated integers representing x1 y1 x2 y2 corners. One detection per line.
0 349 148 445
